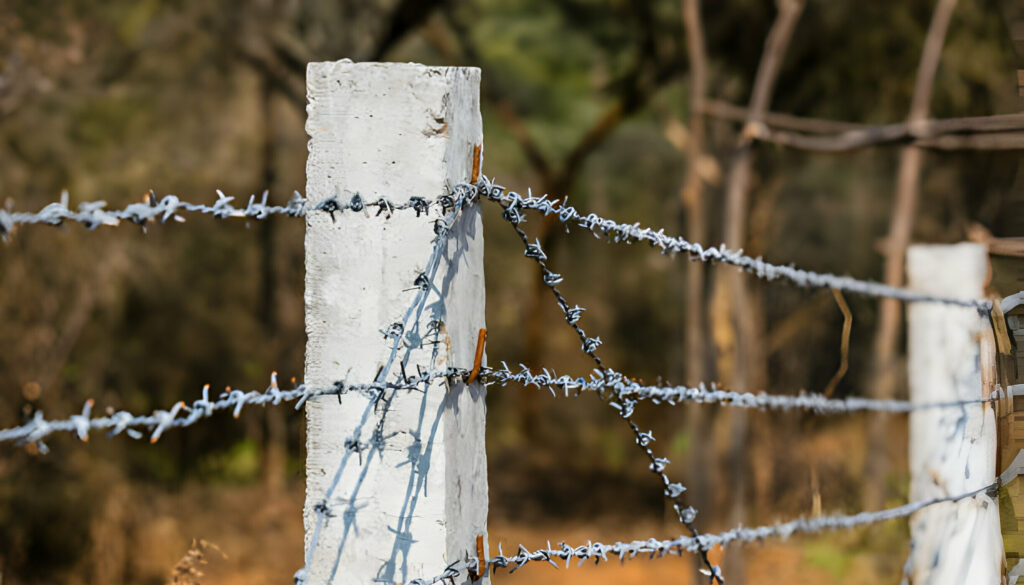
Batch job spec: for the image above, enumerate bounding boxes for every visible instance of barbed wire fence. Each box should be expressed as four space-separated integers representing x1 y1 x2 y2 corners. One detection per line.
0 170 1003 584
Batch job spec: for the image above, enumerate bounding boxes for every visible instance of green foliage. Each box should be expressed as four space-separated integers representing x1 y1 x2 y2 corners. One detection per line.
802 541 851 580
199 439 261 484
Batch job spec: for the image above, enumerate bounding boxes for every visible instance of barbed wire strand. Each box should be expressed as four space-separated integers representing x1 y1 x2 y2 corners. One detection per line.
406 482 995 585
295 184 479 585
5 178 991 314
4 357 993 456
0 187 455 239
476 178 990 312
0 369 466 453
493 196 721 583
479 363 999 414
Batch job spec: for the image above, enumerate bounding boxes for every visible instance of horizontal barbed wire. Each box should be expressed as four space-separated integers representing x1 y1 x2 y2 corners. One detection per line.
0 368 466 453
2 177 993 314
0 188 458 239
407 482 995 585
3 177 992 313
6 358 991 454
480 363 999 414
475 178 991 311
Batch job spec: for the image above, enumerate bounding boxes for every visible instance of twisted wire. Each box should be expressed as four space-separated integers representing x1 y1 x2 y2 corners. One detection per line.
9 357 987 456
0 188 455 239
476 178 990 311
4 177 994 314
480 363 998 414
4 178 993 313
407 482 994 585
0 368 466 453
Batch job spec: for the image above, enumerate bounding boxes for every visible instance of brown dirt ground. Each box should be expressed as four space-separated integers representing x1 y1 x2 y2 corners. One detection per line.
125 483 901 585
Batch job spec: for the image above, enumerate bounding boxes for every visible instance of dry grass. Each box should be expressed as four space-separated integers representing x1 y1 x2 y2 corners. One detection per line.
117 480 902 585
168 539 226 585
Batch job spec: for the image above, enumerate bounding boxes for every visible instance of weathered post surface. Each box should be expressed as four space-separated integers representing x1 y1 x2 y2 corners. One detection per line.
906 243 1002 584
303 61 487 585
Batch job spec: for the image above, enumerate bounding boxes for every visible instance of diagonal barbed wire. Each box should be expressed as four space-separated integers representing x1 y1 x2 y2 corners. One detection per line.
480 363 999 414
0 368 466 453
0 188 457 239
475 177 991 311
407 482 995 585
492 195 722 583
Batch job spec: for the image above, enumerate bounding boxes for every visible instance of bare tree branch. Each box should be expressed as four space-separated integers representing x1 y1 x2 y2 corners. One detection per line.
442 1 685 437
370 0 449 61
714 1 806 581
439 10 556 182
236 44 306 106
680 1 713 581
864 0 960 512
234 1 449 110
704 101 1024 152
701 98 863 133
681 0 710 387
914 131 1024 150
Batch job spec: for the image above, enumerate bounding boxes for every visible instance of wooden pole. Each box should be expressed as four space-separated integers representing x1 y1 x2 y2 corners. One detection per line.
906 243 1002 584
302 61 487 585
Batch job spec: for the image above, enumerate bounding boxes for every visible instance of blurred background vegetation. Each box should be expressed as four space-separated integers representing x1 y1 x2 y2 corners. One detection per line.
0 0 1021 584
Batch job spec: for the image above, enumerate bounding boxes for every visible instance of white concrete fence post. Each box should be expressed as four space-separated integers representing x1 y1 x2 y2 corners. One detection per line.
906 243 1003 584
302 61 488 585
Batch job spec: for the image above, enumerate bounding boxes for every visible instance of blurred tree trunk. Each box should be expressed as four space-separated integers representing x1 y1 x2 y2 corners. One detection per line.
713 1 805 580
259 75 287 497
863 0 958 512
679 0 713 580
442 3 683 439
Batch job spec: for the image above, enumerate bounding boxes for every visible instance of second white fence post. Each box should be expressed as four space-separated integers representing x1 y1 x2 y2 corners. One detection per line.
906 243 1002 584
302 61 487 585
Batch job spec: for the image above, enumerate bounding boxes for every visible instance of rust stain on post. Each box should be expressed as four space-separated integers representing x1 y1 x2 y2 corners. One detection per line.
466 328 487 384
471 144 482 183
475 534 486 579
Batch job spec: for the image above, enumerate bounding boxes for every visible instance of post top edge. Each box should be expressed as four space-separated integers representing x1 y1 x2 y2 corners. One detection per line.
906 241 988 254
306 60 480 75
